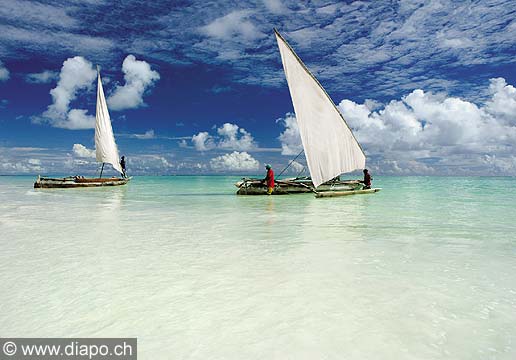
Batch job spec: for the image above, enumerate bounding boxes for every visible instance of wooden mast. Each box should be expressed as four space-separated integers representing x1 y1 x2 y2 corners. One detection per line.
97 65 105 180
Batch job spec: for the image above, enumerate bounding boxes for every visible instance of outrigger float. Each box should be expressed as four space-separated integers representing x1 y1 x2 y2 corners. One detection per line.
34 67 130 189
236 30 381 198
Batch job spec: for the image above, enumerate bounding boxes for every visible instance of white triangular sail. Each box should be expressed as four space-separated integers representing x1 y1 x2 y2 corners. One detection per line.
275 30 365 188
95 70 123 174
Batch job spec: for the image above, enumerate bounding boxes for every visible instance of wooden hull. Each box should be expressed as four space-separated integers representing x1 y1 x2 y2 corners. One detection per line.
235 177 363 195
34 176 130 188
315 188 381 198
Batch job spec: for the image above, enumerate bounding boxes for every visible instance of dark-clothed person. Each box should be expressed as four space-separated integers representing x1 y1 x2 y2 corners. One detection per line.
120 156 126 178
362 169 372 189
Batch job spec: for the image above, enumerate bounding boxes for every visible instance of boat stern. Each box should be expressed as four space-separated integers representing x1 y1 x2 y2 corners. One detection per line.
33 175 41 189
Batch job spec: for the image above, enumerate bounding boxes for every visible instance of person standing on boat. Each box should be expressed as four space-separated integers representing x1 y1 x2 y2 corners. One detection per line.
120 156 127 178
263 164 275 195
361 169 372 189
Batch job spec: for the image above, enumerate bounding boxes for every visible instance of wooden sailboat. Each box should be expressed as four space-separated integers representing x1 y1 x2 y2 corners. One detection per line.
236 30 380 197
34 68 130 189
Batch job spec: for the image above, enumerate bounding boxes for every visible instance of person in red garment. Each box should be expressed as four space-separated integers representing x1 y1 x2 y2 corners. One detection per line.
263 164 275 195
361 169 372 189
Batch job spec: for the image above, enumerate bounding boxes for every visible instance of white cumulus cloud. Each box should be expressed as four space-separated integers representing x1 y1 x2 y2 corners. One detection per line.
192 131 215 151
337 78 516 175
210 151 259 171
192 123 257 151
107 55 160 111
484 78 516 125
39 56 96 129
35 55 159 130
217 123 255 151
73 143 96 158
66 109 96 130
277 113 303 155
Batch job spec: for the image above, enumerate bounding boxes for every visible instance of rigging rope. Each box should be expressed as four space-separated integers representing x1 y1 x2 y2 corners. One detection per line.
295 166 306 178
277 149 304 178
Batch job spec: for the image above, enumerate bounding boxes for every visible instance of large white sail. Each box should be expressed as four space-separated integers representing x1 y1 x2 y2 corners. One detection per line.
95 70 123 174
275 30 365 188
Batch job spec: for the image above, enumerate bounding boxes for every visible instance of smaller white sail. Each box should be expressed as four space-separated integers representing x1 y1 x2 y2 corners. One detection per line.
275 30 366 188
95 70 123 174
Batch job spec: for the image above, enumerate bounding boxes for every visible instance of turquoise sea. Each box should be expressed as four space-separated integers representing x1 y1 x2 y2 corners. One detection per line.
1 176 515 359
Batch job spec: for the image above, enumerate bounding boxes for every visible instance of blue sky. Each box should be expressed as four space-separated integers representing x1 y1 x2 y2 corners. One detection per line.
0 0 516 176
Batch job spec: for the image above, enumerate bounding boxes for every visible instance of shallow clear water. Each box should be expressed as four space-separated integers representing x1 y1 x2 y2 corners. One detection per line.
1 176 515 359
